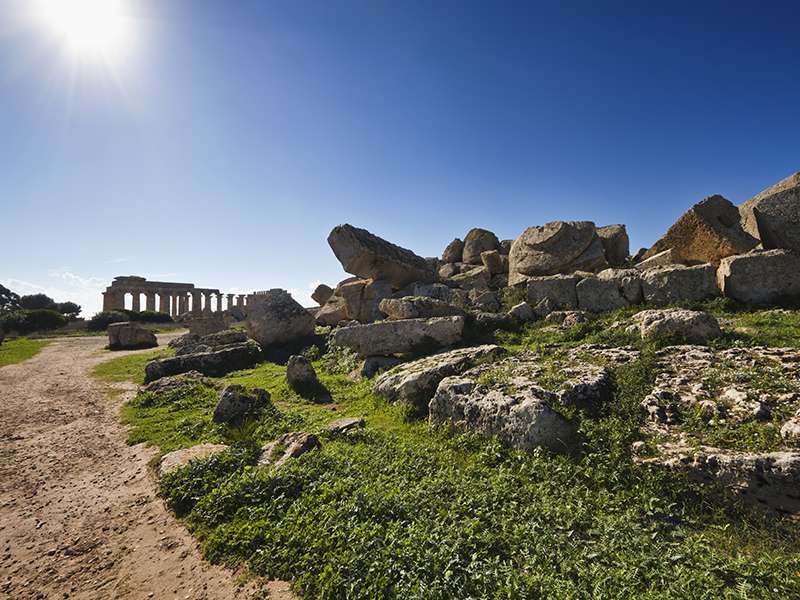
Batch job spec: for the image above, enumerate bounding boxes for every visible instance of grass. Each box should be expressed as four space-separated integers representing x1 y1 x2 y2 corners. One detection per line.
93 297 800 600
0 337 49 367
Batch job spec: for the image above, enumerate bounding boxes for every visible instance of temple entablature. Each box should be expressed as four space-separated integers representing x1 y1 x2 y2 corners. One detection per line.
102 276 235 318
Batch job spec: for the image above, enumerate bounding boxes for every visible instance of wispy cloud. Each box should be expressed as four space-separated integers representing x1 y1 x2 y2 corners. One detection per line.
1 273 109 318
103 256 134 264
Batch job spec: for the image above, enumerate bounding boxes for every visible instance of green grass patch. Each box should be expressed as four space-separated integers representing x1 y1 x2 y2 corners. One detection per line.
0 338 49 367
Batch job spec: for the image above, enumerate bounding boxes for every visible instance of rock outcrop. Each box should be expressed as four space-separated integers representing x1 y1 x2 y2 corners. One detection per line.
327 224 438 290
628 309 721 343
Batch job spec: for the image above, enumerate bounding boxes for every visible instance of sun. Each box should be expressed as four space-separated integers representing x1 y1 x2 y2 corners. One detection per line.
38 0 133 63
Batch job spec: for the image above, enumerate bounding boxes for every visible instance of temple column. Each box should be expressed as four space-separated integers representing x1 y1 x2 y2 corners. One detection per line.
131 292 141 312
158 292 169 314
179 294 187 315
191 291 202 317
146 292 156 312
202 292 212 317
237 294 246 307
227 294 234 310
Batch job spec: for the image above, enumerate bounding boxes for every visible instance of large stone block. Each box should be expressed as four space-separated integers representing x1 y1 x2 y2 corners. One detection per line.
245 289 315 346
442 238 465 263
717 249 800 305
597 268 643 304
462 228 500 265
596 224 630 266
508 221 607 285
144 341 262 382
332 316 465 357
643 195 760 267
739 172 800 254
576 277 629 312
629 309 721 344
379 297 465 321
327 224 438 290
641 264 719 305
337 278 392 324
526 274 580 309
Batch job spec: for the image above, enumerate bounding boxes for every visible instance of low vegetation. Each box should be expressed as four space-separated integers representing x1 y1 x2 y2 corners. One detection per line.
93 296 800 600
0 338 49 368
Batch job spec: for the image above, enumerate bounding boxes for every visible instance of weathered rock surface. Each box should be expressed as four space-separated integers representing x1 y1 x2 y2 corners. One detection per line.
576 277 629 312
379 297 466 321
108 322 158 350
480 249 505 275
596 224 630 266
347 356 403 380
285 355 317 386
212 384 271 423
527 274 580 309
337 278 392 323
323 417 366 433
739 172 800 254
327 224 438 290
173 329 248 356
597 268 644 304
641 264 719 305
642 195 759 266
144 341 262 383
509 221 607 285
507 301 535 322
463 228 500 265
159 443 229 478
245 289 315 346
373 345 506 409
333 316 465 357
629 309 721 343
635 248 677 271
316 295 349 326
141 370 216 394
257 432 320 468
717 249 800 305
782 419 800 446
430 377 576 453
641 445 800 518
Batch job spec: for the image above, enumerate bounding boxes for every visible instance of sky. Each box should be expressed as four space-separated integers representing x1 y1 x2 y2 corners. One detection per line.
1 0 799 317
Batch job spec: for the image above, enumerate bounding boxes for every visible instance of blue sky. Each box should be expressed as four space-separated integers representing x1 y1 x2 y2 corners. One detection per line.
1 0 799 317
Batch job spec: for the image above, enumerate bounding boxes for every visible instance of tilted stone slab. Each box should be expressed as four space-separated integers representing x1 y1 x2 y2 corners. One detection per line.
144 341 262 383
641 264 719 305
373 344 506 409
332 316 465 357
328 224 438 290
717 249 800 305
739 172 800 254
642 195 759 267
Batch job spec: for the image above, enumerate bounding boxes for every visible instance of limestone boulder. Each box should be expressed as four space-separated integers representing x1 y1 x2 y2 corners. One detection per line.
635 249 677 271
285 355 317 386
212 384 271 423
257 432 320 468
245 289 315 346
739 172 800 253
596 224 630 266
640 264 719 305
642 195 760 267
316 296 349 326
373 345 506 410
442 238 465 263
717 249 800 305
508 221 608 286
333 316 465 357
526 274 580 309
507 302 535 322
323 417 366 433
327 224 437 290
174 329 248 356
159 443 228 478
141 370 216 395
629 309 721 344
451 265 491 287
781 419 800 446
480 250 505 275
144 341 262 383
430 377 576 453
462 228 500 265
108 322 157 350
337 278 392 324
347 356 403 381
597 268 644 304
311 284 334 306
379 297 465 321
576 277 629 312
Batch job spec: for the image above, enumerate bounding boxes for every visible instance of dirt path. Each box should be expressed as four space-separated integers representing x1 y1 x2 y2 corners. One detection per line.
0 334 299 600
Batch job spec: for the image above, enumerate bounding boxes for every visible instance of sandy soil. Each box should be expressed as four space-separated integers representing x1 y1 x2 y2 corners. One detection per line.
0 334 300 600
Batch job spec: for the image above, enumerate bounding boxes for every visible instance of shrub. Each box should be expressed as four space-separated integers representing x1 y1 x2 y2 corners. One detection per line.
133 310 174 324
86 310 130 332
0 309 69 334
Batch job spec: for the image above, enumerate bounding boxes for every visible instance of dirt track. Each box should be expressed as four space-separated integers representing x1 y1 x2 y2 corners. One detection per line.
0 334 298 600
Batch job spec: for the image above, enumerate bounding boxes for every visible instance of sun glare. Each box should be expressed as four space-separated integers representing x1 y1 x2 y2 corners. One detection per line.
38 0 133 63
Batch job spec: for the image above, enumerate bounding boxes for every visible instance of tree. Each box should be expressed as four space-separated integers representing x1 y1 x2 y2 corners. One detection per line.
19 293 57 311
55 301 82 320
0 285 20 312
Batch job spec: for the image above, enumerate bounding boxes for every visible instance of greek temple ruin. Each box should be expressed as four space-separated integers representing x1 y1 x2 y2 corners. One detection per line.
102 276 250 318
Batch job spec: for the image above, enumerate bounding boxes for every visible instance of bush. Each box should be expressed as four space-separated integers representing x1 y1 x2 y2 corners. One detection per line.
86 310 130 332
132 310 173 324
0 309 69 334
